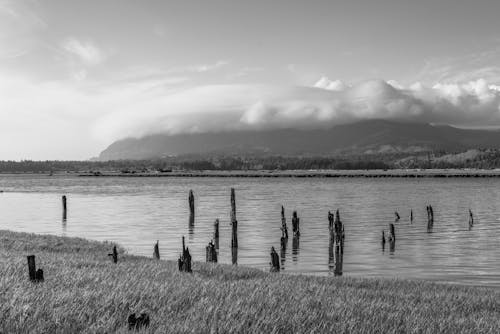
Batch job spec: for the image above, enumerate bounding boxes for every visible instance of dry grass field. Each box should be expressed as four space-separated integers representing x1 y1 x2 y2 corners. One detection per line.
0 230 499 333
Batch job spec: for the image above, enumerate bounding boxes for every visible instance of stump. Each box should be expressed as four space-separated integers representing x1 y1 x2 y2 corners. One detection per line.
270 247 280 272
280 205 288 239
128 313 150 331
292 211 300 237
328 211 334 230
62 195 67 221
213 219 220 249
188 190 195 216
206 241 217 263
27 255 44 282
108 245 118 263
178 236 192 272
230 188 238 248
153 240 160 260
332 210 344 247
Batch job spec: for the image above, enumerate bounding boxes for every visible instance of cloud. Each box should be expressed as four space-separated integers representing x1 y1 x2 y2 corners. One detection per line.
182 60 229 73
93 77 500 143
314 77 348 91
62 38 106 66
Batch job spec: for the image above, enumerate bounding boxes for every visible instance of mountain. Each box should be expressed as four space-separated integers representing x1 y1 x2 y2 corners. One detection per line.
97 120 500 160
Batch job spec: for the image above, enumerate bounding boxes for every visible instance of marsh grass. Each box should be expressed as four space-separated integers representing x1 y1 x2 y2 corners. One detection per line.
0 230 499 333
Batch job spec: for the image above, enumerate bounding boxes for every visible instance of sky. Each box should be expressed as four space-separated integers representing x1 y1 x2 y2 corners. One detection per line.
2 0 500 160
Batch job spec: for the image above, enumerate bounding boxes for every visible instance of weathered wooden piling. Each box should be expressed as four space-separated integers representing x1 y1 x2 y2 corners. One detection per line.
270 246 280 272
178 236 192 272
188 190 195 216
128 313 150 331
230 188 238 248
469 209 474 228
332 209 344 247
328 211 334 230
213 219 219 249
394 211 400 221
108 245 118 263
62 195 67 220
153 240 160 259
206 241 217 263
427 205 434 223
410 209 413 223
292 211 300 237
389 223 395 242
280 206 288 239
27 255 44 282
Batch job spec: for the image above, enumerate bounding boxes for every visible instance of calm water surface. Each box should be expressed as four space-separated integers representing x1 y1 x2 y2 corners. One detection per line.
0 175 499 287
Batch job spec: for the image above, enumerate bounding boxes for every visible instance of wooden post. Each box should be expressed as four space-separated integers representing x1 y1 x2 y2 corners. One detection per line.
206 241 217 263
292 211 300 237
178 236 192 272
270 246 280 272
280 206 288 239
328 211 334 230
62 195 67 221
230 188 238 248
27 255 36 281
410 209 413 223
188 190 195 216
213 219 219 249
27 255 44 282
333 209 344 247
108 245 118 263
394 211 400 222
153 240 160 259
469 209 474 228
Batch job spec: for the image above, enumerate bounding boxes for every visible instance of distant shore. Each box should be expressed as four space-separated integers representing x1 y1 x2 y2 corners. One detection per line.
1 229 500 333
75 168 500 178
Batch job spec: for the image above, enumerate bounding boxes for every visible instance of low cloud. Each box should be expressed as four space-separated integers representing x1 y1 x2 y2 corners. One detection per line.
94 77 500 143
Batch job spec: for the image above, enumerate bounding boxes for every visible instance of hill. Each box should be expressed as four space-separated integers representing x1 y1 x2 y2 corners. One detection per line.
98 120 500 160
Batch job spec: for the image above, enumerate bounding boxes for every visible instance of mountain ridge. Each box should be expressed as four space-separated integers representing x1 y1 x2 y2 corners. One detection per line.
97 120 500 161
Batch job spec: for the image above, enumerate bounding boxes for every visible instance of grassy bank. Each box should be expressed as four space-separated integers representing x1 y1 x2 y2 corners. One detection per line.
0 230 499 333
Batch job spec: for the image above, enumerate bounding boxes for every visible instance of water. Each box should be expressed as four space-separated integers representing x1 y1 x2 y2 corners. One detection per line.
0 174 499 287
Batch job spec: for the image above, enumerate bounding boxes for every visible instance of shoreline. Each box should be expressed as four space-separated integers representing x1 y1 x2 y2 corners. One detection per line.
76 168 500 178
1 229 499 332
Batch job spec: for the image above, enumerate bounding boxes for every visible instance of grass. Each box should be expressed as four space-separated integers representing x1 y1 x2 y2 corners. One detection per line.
0 230 499 333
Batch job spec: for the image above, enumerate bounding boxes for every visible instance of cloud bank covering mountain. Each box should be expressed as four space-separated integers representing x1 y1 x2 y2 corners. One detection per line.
94 77 500 143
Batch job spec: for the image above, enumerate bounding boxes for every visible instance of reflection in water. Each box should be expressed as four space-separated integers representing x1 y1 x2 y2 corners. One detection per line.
328 235 343 276
280 236 287 269
292 236 300 262
61 217 67 236
188 213 194 239
381 230 386 252
231 246 238 265
389 240 395 253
